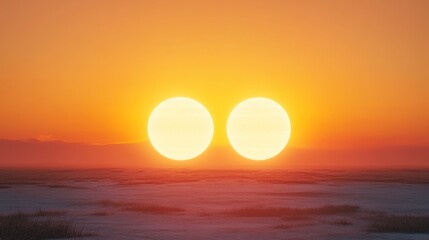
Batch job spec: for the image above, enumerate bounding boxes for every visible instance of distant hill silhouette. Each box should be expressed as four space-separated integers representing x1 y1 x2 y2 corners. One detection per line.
0 139 428 169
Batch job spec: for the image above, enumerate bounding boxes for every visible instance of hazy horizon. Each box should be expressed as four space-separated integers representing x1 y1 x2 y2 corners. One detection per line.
1 138 428 169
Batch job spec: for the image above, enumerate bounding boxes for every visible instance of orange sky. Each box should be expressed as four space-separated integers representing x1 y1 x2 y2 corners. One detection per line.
0 0 428 153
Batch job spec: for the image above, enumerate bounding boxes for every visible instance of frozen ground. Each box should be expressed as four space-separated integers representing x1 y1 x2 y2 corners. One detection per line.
0 169 428 240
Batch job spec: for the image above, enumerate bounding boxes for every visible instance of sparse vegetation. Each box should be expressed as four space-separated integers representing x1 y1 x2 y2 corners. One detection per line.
259 191 333 197
124 205 184 214
224 205 360 218
45 184 85 189
333 219 353 226
0 213 92 240
2 169 429 239
367 215 429 233
90 211 110 216
26 210 67 217
97 200 184 214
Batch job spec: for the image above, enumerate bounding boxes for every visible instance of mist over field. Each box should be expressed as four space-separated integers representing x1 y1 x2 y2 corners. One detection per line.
1 169 429 240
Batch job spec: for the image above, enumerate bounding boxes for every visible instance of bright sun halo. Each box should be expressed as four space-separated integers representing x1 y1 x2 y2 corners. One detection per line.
148 97 214 161
227 97 291 160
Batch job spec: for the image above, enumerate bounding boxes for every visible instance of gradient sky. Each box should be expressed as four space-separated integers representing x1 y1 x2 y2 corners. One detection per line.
1 0 428 153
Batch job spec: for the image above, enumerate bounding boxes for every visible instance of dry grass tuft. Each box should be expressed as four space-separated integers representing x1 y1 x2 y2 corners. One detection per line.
0 213 92 240
89 211 111 216
27 210 67 217
97 200 184 214
45 184 85 189
224 205 360 218
367 214 429 233
333 219 353 226
124 205 184 214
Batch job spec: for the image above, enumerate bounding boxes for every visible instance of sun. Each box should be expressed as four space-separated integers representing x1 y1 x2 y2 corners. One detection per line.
227 97 291 160
148 97 214 161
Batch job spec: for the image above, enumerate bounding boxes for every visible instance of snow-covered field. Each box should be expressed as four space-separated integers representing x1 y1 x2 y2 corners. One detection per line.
1 169 428 240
